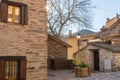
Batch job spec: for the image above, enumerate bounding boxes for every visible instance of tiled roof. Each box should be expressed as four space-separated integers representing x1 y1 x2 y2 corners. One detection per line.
110 19 120 30
98 19 120 39
73 42 120 57
90 42 120 52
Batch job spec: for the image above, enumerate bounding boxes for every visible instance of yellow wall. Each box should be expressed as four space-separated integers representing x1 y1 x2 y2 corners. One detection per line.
67 38 78 59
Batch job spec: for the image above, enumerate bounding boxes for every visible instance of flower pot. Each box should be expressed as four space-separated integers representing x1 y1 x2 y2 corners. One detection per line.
75 67 90 77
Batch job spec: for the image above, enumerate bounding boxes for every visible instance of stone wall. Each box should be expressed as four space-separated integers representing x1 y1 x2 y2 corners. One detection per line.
112 38 120 46
0 0 47 80
48 37 67 59
112 53 120 71
75 48 93 69
99 48 113 71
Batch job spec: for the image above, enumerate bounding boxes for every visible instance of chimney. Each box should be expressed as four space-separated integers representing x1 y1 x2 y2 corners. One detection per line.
68 30 72 38
107 18 109 21
116 13 119 19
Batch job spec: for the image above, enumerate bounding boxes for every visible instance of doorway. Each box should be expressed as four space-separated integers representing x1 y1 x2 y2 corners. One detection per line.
93 50 100 71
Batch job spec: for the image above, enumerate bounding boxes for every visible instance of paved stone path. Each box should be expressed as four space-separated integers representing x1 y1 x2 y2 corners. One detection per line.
47 70 120 80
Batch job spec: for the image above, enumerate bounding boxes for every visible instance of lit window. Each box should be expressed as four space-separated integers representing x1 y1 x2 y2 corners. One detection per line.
8 5 20 23
0 1 28 25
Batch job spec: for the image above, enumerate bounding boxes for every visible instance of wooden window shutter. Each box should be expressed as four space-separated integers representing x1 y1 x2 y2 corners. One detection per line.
20 60 27 80
0 60 5 80
21 4 28 25
0 4 1 21
1 2 8 23
24 5 28 25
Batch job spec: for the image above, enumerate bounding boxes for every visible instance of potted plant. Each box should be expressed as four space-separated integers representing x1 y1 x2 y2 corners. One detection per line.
72 51 90 77
75 61 90 77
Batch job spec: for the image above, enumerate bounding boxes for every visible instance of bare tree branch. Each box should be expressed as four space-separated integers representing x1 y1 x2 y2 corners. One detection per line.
47 0 93 39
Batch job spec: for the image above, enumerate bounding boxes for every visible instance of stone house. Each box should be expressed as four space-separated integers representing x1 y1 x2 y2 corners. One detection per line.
75 42 120 72
48 34 72 70
74 16 120 72
0 0 47 80
105 14 120 29
98 14 120 39
48 34 71 59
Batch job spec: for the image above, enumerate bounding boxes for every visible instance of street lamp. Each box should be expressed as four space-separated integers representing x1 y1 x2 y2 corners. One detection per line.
76 33 81 50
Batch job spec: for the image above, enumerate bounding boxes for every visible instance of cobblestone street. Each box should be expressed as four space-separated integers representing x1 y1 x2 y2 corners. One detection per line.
47 70 120 80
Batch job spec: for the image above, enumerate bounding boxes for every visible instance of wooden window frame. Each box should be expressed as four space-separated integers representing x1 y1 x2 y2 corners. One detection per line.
0 56 26 60
0 0 28 25
0 56 27 80
8 5 20 24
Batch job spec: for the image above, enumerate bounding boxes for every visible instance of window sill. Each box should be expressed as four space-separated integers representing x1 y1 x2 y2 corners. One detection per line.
4 22 24 26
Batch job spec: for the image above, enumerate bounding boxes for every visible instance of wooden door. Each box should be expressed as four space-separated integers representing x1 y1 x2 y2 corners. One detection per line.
93 51 100 71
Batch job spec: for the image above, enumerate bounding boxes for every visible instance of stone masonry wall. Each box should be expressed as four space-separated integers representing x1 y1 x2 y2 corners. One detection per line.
112 38 120 46
78 45 95 71
99 48 113 71
112 53 120 70
48 37 67 59
0 0 47 80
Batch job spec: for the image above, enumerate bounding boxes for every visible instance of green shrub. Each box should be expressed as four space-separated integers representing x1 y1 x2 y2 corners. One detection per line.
78 61 88 68
72 58 88 68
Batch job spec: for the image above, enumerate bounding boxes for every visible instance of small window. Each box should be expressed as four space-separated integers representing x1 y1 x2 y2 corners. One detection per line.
8 5 20 23
5 60 19 80
0 56 27 80
0 1 28 25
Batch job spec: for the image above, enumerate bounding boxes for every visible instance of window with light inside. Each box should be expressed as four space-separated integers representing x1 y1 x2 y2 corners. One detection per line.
8 5 20 23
